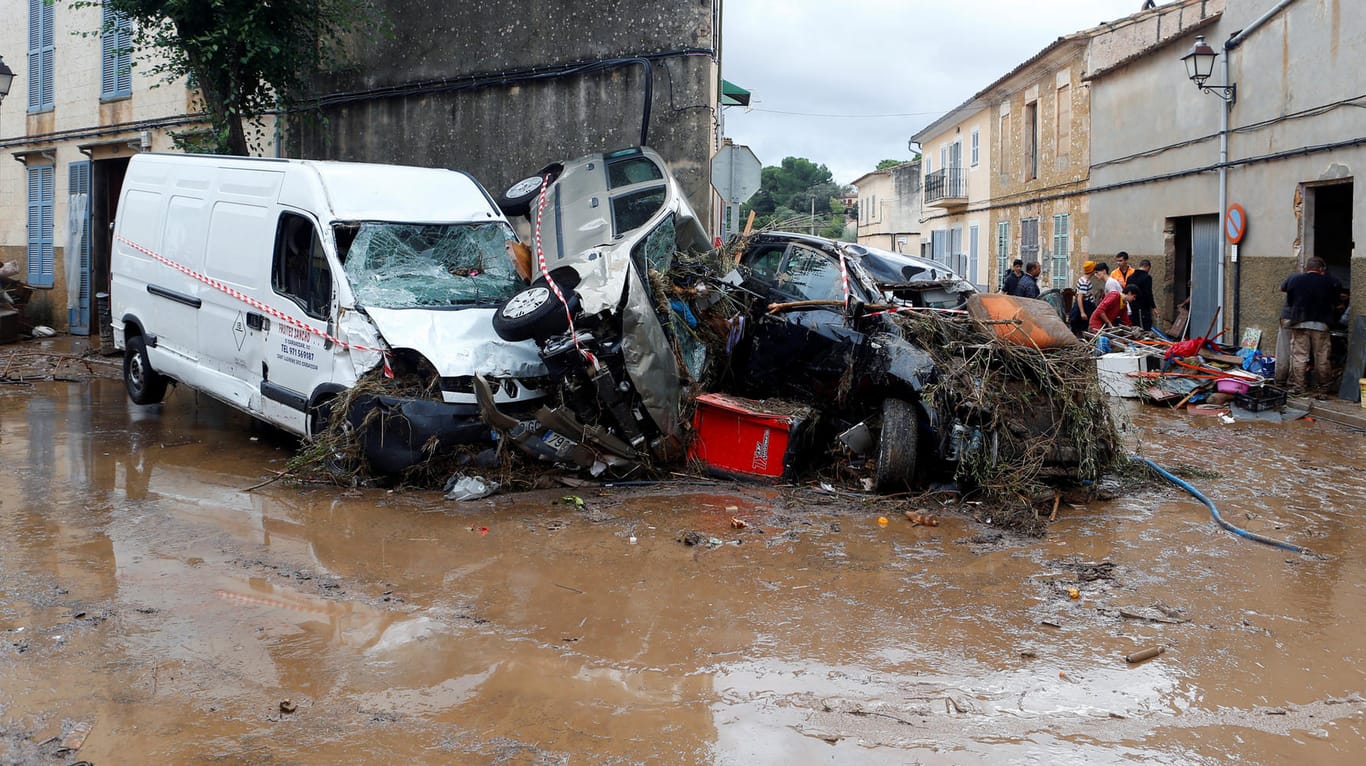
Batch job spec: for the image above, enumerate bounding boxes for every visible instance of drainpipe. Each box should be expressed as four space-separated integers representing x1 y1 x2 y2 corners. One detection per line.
1218 44 1231 336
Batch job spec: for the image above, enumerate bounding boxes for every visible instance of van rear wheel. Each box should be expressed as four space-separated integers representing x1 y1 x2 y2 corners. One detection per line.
124 335 169 405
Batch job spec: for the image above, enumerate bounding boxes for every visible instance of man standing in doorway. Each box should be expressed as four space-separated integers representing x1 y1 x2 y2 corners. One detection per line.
1016 262 1042 299
1127 259 1156 330
1280 256 1342 397
1002 259 1024 295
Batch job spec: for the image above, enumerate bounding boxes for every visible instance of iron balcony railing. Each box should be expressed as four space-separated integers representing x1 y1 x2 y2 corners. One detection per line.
924 166 966 204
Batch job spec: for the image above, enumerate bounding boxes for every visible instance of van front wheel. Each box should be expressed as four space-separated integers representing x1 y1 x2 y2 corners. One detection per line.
124 335 169 405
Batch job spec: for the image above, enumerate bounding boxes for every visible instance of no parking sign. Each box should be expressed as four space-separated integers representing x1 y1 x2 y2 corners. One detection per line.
1225 203 1248 244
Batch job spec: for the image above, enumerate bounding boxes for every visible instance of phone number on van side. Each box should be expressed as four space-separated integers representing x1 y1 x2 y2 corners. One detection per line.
278 339 319 371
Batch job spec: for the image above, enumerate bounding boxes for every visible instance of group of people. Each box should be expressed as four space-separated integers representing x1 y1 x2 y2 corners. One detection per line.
999 251 1156 336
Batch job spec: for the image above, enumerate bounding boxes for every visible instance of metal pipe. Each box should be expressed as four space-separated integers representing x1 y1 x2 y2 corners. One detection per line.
1218 44 1230 337
1226 0 1300 51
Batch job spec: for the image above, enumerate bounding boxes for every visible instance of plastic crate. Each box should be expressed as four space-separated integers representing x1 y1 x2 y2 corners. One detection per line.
1234 386 1288 412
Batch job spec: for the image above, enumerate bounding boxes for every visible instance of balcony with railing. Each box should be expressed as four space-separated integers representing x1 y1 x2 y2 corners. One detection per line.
924 166 967 208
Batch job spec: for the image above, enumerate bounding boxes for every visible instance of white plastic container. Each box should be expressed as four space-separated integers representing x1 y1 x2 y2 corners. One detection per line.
1096 352 1150 398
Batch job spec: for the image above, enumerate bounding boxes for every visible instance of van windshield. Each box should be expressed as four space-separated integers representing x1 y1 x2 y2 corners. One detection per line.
339 221 521 309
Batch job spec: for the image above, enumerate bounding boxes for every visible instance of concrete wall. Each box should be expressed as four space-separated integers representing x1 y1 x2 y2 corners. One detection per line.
1089 0 1362 358
293 0 722 230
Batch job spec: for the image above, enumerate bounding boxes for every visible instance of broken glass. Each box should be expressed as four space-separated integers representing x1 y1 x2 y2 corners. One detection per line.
340 222 521 309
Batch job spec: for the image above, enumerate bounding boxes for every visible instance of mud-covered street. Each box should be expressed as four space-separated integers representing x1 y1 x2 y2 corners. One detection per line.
1 339 1363 765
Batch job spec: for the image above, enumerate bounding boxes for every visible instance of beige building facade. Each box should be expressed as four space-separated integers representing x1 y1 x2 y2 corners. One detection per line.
851 160 921 253
0 0 270 334
912 105 993 289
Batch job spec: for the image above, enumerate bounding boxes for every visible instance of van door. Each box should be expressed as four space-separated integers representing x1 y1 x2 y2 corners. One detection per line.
257 210 337 434
198 193 280 414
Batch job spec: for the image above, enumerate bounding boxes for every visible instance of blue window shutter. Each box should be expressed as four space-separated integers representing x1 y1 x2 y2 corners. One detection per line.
28 0 54 112
27 165 56 288
102 7 133 98
101 6 117 98
117 16 133 95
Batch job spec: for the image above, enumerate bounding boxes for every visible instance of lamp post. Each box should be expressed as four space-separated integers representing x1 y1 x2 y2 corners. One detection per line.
0 55 16 107
1180 34 1238 337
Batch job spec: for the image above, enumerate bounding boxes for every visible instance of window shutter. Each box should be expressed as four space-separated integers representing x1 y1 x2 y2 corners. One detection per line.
27 166 56 287
117 17 133 94
101 6 117 98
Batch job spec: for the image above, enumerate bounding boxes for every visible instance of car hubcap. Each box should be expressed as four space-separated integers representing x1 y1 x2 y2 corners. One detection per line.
130 356 145 389
506 176 544 198
503 287 551 318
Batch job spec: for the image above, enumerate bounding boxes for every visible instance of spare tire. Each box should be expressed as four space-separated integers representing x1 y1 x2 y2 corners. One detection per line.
492 268 583 342
496 163 564 217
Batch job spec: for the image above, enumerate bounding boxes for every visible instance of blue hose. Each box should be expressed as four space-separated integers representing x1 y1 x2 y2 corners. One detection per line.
1133 456 1309 554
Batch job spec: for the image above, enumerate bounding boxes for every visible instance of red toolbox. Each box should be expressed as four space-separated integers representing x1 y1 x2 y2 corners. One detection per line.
689 393 811 481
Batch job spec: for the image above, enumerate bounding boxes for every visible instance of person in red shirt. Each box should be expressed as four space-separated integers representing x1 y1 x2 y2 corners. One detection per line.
1090 284 1141 331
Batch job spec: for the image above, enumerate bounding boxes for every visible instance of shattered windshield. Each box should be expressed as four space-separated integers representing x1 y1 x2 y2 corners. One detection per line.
339 222 520 309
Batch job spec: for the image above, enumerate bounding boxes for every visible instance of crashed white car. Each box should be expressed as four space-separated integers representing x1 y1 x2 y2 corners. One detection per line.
480 147 714 471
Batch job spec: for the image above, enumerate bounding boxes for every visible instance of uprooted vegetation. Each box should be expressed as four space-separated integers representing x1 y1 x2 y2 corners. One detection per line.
887 311 1124 533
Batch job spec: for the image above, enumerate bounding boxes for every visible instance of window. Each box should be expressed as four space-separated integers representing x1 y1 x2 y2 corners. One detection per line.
611 187 666 236
340 220 519 309
607 156 664 189
101 5 133 99
28 0 55 112
1056 85 1072 168
970 129 980 167
742 244 788 284
1024 101 1039 181
1020 217 1040 268
968 224 980 286
998 113 1010 179
780 246 843 302
930 229 948 264
273 213 332 318
1051 214 1070 287
632 212 677 274
26 165 55 287
996 221 1009 289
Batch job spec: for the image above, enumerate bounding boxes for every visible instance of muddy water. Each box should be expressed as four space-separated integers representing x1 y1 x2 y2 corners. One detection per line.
1 374 1363 764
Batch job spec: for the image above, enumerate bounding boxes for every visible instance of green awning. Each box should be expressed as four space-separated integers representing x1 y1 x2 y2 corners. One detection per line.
721 79 750 107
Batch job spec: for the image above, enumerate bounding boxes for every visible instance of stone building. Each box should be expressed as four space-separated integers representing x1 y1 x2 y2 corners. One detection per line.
851 161 921 255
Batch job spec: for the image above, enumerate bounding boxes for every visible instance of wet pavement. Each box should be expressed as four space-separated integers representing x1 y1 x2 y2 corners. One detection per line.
1 339 1363 764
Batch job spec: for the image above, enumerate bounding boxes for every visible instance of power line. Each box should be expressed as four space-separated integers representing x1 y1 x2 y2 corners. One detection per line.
743 106 951 119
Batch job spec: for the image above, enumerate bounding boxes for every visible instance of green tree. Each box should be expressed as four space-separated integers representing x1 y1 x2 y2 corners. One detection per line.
85 0 382 155
741 156 855 236
875 159 903 170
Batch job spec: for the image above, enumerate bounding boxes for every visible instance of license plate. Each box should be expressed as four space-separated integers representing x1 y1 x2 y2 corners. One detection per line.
541 430 575 452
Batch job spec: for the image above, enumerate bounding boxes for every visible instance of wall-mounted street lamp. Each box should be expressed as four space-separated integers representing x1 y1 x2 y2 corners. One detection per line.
1181 35 1236 105
0 55 16 106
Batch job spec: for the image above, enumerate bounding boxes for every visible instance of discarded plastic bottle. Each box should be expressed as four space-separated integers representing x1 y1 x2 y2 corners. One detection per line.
1097 336 1112 353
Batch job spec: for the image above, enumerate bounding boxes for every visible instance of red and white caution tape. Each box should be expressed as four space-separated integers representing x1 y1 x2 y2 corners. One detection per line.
531 174 599 370
115 234 392 366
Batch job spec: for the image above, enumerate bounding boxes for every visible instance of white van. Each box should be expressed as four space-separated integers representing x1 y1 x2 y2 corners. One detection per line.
110 153 547 472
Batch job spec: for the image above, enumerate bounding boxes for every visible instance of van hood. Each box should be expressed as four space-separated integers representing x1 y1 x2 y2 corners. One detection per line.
363 307 546 377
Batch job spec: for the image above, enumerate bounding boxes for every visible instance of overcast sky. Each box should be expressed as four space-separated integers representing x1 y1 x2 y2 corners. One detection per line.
720 0 1152 186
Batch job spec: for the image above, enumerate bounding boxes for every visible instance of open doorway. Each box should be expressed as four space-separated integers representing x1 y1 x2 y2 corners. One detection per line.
1305 181 1353 285
90 156 129 348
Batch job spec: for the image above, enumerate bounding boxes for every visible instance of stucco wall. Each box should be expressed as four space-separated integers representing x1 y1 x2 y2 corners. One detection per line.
0 0 216 331
293 0 722 228
1088 0 1362 359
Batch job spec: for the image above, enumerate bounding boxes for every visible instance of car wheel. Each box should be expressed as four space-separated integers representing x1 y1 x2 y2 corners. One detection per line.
492 268 583 342
308 394 338 439
876 397 919 493
496 164 563 217
124 335 169 405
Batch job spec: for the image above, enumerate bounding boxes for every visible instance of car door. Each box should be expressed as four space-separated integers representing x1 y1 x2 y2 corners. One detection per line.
740 243 865 399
